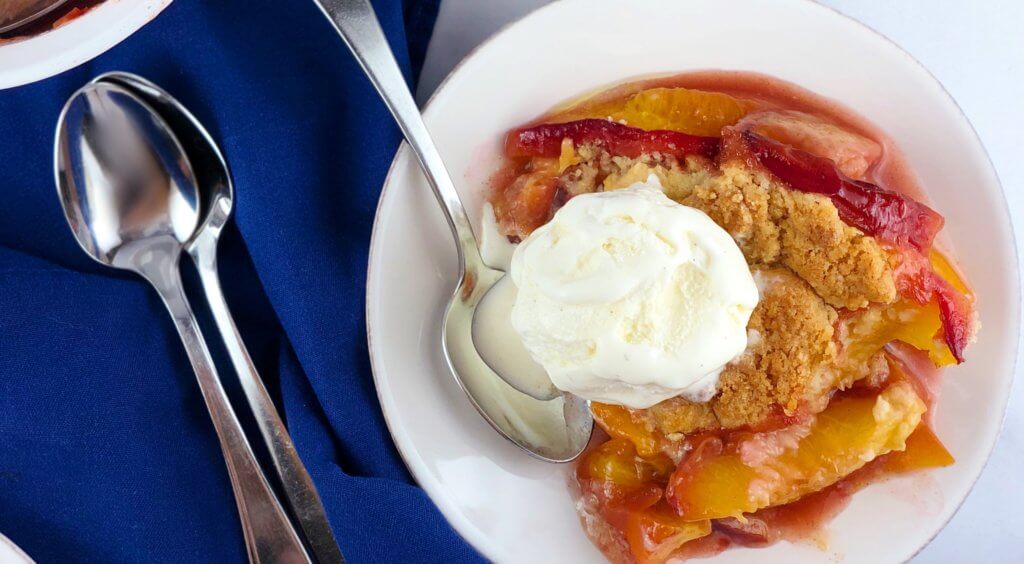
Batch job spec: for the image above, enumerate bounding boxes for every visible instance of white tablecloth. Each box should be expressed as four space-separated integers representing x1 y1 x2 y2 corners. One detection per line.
417 1 1024 561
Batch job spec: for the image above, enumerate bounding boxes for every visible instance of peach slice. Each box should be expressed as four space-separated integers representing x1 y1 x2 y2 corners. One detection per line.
578 439 674 497
929 249 970 295
591 403 669 459
551 87 751 137
507 119 719 160
844 249 970 367
489 165 559 240
667 381 925 521
578 438 711 563
608 87 751 137
739 110 882 179
894 249 975 363
885 424 954 473
577 439 672 531
624 503 712 564
844 300 956 368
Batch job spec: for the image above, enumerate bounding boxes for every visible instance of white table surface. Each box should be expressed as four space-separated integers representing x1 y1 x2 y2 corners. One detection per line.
418 1 1024 561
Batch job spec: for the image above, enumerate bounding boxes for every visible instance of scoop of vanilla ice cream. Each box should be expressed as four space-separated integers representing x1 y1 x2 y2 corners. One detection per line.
509 175 759 409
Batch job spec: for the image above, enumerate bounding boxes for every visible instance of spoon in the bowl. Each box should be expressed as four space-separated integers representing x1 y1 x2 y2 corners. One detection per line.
90 71 345 564
0 0 68 34
55 81 311 563
311 0 593 462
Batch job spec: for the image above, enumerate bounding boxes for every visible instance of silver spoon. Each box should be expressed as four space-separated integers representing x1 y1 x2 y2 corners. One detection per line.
54 81 311 564
0 0 67 34
311 0 593 462
90 71 345 564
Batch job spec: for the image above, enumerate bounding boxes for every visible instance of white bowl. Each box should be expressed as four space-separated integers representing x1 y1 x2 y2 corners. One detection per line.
366 0 1020 561
0 0 171 89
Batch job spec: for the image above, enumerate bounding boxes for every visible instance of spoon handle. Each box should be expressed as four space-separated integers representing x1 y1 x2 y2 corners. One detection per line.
312 0 486 273
140 257 311 564
189 230 345 564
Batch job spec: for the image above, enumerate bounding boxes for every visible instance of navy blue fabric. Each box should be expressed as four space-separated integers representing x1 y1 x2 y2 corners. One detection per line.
0 1 484 562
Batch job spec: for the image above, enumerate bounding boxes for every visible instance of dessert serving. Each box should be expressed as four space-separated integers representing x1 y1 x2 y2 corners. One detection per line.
482 71 977 563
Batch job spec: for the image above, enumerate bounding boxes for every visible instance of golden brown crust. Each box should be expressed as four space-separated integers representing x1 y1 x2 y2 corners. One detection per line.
647 268 838 434
775 186 897 310
680 166 781 264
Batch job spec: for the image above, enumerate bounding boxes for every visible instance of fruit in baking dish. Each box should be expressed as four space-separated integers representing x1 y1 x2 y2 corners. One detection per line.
486 71 974 562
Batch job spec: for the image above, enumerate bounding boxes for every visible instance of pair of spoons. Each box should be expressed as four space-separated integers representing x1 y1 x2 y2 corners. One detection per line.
54 73 343 563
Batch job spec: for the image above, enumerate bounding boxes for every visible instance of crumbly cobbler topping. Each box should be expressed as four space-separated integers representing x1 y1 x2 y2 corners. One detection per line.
547 142 901 430
648 268 839 433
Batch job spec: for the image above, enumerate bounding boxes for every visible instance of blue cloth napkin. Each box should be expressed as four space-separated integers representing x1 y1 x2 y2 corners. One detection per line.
0 1 484 562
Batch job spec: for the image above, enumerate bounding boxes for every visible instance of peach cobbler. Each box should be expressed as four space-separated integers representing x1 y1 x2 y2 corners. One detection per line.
486 72 976 562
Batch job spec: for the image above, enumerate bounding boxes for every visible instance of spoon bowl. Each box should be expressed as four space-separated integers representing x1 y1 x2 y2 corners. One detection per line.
55 82 199 269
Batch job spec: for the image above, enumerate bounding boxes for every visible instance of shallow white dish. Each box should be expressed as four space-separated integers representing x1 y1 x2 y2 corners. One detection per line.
0 0 171 89
366 0 1019 561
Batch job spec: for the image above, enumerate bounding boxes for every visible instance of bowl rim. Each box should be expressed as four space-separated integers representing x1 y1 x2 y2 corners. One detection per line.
0 0 172 89
365 0 1021 560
